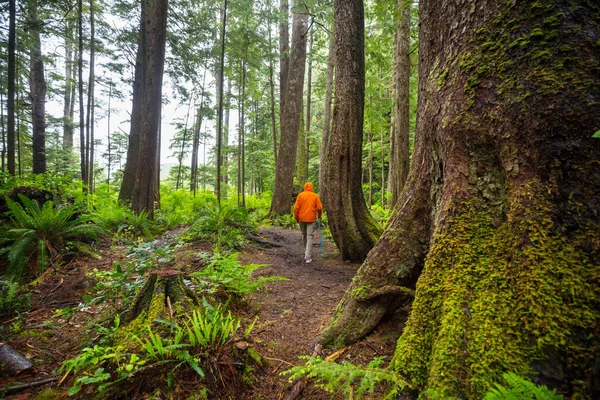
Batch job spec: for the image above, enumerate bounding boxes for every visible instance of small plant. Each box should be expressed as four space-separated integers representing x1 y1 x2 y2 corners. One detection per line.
0 280 30 313
282 356 413 399
186 306 241 348
2 195 103 277
483 373 563 400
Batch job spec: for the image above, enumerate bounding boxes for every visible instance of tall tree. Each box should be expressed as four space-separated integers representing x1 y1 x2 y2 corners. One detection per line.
7 0 16 175
85 0 96 188
77 0 87 183
318 31 334 191
215 0 228 205
131 0 168 216
319 1 600 398
387 0 411 208
321 0 381 261
270 1 308 215
29 0 46 174
63 5 75 152
279 0 289 121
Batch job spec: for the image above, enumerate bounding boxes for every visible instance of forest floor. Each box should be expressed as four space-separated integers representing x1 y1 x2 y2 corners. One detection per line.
0 226 404 399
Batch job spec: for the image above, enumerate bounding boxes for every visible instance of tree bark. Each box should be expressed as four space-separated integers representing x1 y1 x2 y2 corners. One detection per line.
190 71 206 193
119 19 144 204
296 108 307 184
85 0 95 188
78 0 87 184
215 0 227 205
268 17 278 166
318 32 334 191
304 25 312 178
131 0 168 217
270 2 308 216
29 2 46 174
279 0 289 123
321 0 381 262
387 0 411 208
321 1 600 398
63 15 74 152
7 0 16 175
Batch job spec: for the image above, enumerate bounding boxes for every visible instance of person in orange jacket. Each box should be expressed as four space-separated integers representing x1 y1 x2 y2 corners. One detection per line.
293 182 323 263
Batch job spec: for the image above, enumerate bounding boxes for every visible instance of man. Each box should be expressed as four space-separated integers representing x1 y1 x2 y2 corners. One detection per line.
293 182 323 263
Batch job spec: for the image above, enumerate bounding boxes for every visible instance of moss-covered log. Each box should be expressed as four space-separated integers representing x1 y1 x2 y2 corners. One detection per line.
320 0 600 398
122 271 199 325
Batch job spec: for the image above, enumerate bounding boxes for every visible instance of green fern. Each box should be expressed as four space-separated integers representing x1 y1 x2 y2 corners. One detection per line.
483 373 563 400
282 356 414 399
3 195 103 276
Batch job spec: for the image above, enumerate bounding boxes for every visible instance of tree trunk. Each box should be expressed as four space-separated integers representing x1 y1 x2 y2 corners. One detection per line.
85 0 95 188
7 0 16 175
305 25 312 179
387 0 411 208
29 1 46 175
1 88 5 173
190 71 206 193
215 0 228 205
270 2 308 216
296 108 307 184
63 16 74 152
131 0 168 217
238 58 246 208
268 21 278 166
279 0 289 122
78 0 87 184
318 32 334 191
177 97 193 190
321 0 381 262
107 80 112 186
119 20 144 204
321 1 600 398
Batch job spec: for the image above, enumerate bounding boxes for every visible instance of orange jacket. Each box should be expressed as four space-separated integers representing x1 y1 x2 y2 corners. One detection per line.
294 182 323 223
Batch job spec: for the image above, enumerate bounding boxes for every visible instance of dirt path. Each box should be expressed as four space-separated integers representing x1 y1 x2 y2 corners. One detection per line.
240 227 398 399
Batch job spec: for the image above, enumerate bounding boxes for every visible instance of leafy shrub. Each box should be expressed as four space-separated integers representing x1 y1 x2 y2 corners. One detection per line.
0 280 31 313
1 195 103 277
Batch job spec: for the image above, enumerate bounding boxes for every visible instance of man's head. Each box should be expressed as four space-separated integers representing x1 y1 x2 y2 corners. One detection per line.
304 182 314 192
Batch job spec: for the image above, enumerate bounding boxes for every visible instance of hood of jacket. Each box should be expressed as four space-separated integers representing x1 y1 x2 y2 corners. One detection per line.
304 182 314 192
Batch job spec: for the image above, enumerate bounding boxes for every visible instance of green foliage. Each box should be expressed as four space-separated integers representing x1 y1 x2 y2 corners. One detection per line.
0 280 31 313
282 356 413 399
186 306 240 348
483 373 563 400
2 195 103 277
191 252 285 298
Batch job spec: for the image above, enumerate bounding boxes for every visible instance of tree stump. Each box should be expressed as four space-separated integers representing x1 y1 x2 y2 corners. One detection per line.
122 271 200 325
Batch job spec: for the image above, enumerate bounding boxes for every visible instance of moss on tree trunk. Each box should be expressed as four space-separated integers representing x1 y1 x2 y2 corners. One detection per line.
319 0 600 398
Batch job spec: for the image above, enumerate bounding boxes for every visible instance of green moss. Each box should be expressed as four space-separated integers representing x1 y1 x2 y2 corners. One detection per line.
351 285 372 299
390 182 600 399
438 69 449 88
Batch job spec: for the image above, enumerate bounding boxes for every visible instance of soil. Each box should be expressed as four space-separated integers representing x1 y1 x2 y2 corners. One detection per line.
0 227 403 399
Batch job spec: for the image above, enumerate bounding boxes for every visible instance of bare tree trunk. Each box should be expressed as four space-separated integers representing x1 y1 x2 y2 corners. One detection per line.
7 0 16 175
176 97 193 190
85 0 96 189
305 25 312 178
321 0 381 262
29 0 46 174
215 0 228 205
387 0 411 208
321 2 600 399
107 80 112 186
279 0 289 122
190 71 206 193
131 0 168 217
1 88 5 173
270 2 308 215
78 0 87 184
119 20 144 203
268 21 278 165
296 107 307 184
63 15 74 151
318 31 334 191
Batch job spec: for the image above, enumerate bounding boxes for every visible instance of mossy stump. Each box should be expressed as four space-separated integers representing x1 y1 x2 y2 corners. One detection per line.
122 271 200 326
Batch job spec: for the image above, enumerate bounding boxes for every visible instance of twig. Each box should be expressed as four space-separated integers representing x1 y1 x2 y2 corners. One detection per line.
263 356 293 366
0 377 57 395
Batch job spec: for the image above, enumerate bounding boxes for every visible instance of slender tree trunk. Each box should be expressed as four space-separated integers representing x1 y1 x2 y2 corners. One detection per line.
85 0 95 188
368 128 373 207
16 57 21 177
321 0 381 262
107 80 112 186
305 24 312 177
177 97 193 190
296 107 307 184
190 71 206 193
380 126 385 206
29 1 46 174
268 22 278 165
78 0 87 184
279 0 289 122
223 80 231 188
119 19 144 203
7 0 16 175
387 0 411 208
131 0 168 217
215 0 228 205
1 88 5 173
321 2 600 399
318 31 335 191
270 3 308 215
63 16 74 151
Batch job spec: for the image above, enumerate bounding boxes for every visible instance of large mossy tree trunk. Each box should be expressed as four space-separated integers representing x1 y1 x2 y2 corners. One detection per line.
321 0 381 262
270 3 308 216
320 0 600 398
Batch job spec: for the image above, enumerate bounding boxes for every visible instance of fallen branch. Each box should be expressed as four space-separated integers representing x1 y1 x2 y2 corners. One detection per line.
0 377 57 395
281 344 322 400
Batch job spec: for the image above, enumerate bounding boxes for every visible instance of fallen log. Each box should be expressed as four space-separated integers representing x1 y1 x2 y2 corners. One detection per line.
0 377 57 395
0 343 33 377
